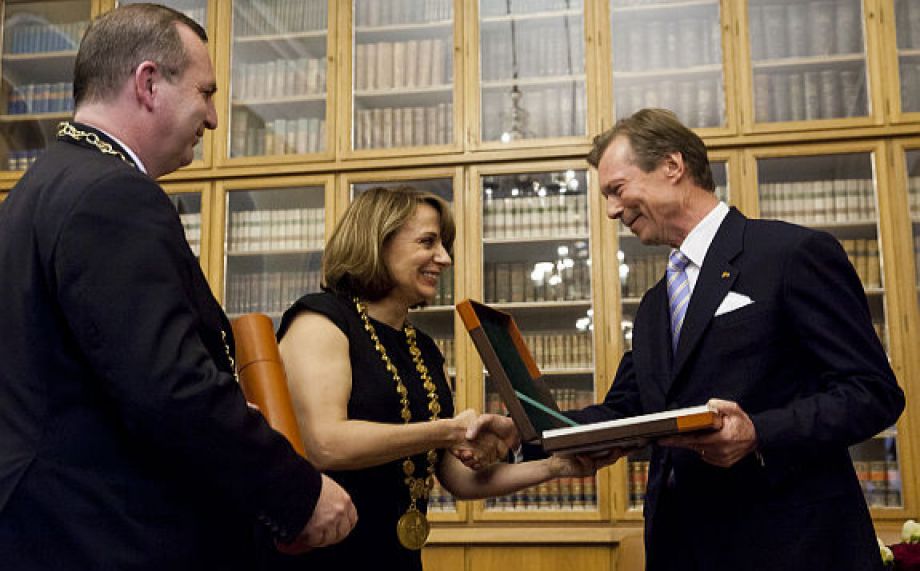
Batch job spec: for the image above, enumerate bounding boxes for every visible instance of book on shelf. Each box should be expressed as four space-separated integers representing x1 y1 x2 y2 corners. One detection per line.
457 298 722 454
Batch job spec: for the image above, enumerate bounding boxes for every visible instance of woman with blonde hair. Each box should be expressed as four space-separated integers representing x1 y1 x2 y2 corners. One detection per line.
271 186 602 570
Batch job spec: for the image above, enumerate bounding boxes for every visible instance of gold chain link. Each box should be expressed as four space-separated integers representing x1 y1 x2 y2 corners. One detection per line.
57 121 130 165
354 298 439 507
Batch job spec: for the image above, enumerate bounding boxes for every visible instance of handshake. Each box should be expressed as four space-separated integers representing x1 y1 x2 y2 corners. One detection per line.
448 409 520 471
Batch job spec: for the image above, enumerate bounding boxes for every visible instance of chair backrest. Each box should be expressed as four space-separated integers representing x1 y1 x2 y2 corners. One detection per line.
231 313 306 457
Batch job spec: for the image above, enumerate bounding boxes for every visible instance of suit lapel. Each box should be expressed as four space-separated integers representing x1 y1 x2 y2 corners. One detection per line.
671 208 746 380
634 279 674 401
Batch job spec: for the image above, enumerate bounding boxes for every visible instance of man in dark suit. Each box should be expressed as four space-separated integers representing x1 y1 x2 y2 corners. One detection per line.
571 108 904 569
0 5 355 569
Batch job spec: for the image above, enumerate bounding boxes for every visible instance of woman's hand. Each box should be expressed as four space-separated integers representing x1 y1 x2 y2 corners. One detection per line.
448 411 514 470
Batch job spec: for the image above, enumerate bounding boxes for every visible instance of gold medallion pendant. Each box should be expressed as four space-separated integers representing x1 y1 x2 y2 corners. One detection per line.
355 299 439 553
397 507 430 550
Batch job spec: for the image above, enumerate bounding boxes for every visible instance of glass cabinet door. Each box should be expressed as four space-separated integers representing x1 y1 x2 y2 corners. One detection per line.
610 0 727 130
754 150 903 511
746 0 869 124
349 176 460 516
478 166 599 513
906 149 920 315
1 0 91 172
895 0 920 114
222 183 327 330
229 0 330 159
478 0 587 144
351 0 455 151
166 190 203 259
619 160 729 513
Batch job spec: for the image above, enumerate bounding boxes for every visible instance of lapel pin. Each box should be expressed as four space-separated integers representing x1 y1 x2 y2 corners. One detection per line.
721 271 730 279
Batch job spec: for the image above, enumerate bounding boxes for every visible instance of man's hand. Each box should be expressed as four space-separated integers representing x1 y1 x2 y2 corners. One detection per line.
450 413 520 470
276 474 357 554
659 398 758 468
549 446 634 477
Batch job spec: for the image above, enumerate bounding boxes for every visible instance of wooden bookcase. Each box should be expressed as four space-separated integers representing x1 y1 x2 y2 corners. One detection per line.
2 0 919 568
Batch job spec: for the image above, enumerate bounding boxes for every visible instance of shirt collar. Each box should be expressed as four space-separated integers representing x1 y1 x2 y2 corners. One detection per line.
675 201 729 268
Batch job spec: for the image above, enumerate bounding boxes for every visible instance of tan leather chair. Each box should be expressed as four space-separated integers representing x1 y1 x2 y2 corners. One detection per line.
231 313 306 457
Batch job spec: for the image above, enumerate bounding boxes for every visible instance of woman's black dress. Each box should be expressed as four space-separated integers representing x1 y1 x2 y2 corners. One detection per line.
265 291 454 571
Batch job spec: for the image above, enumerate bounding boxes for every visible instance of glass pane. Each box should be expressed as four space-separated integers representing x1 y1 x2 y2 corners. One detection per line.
907 150 920 308
229 0 328 158
479 0 587 143
1 0 91 171
480 168 598 512
118 0 206 27
167 192 202 258
755 152 900 509
748 0 868 122
223 186 326 330
350 177 458 513
895 0 920 113
618 160 726 511
611 0 726 129
352 0 454 150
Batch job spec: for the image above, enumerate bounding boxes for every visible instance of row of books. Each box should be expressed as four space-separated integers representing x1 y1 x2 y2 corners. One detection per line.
225 270 321 315
481 84 587 141
232 0 327 36
4 149 41 171
3 20 87 54
355 0 452 28
479 22 585 82
481 0 584 18
627 460 650 511
758 179 877 224
753 69 866 123
915 235 920 283
853 460 902 508
620 255 667 299
903 176 920 216
354 104 452 149
612 0 687 7
483 259 592 304
354 39 450 92
615 77 724 130
178 213 202 258
430 338 455 371
612 17 721 72
485 476 597 511
749 1 863 61
494 330 594 371
232 58 327 101
841 239 883 289
482 193 588 239
427 480 456 513
895 0 920 49
899 62 920 114
228 207 325 253
5 82 74 115
229 113 326 157
486 388 595 418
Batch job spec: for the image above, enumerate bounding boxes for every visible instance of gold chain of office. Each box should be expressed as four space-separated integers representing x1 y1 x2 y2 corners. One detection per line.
354 298 440 551
57 121 130 165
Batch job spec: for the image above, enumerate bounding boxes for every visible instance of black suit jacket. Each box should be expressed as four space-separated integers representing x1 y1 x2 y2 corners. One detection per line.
571 208 904 570
0 126 321 570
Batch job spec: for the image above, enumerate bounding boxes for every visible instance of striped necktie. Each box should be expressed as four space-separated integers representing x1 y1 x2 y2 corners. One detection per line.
667 250 691 353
